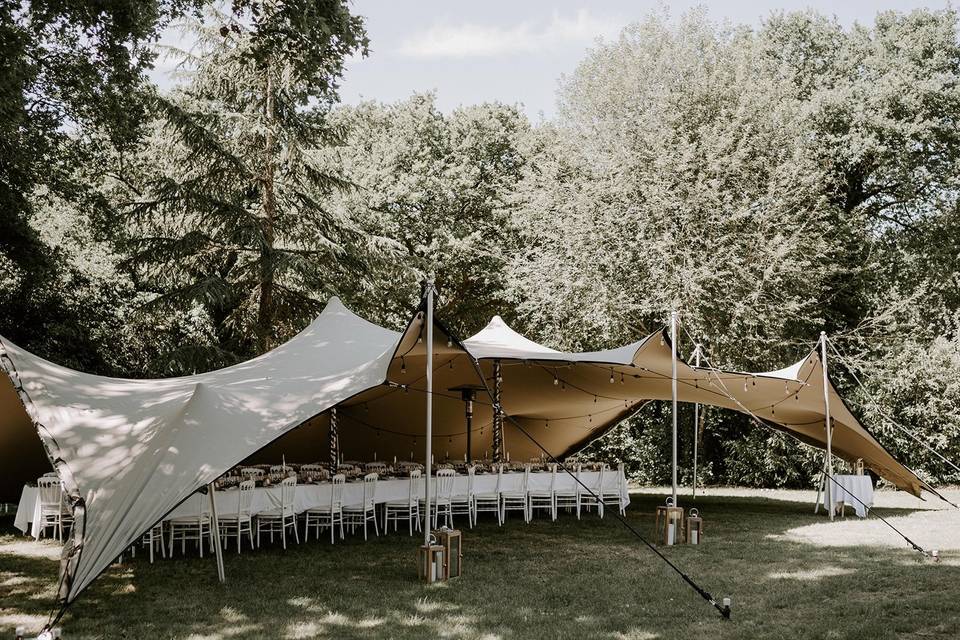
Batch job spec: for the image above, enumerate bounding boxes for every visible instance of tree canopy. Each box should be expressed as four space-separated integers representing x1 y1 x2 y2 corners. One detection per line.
2 4 959 487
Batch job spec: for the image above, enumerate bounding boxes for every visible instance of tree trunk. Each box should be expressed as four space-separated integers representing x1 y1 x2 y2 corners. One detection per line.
258 62 276 353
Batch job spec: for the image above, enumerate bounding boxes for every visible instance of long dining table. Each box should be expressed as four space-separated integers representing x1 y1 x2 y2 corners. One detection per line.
13 469 630 538
166 469 630 520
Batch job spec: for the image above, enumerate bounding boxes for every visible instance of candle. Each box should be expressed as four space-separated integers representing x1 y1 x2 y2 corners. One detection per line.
667 523 675 545
506 452 510 462
464 452 467 462
374 451 377 461
691 529 699 544
431 454 434 464
393 456 397 464
723 597 731 610
932 549 940 562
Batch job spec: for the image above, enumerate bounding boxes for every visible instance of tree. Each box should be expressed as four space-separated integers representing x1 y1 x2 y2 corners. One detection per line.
321 94 530 335
117 5 368 366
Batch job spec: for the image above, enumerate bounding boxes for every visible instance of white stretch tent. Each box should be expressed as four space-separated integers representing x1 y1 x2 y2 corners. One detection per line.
0 297 927 608
0 298 413 603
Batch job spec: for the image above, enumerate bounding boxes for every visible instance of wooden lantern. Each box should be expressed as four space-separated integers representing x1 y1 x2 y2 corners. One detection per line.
417 535 446 583
436 528 463 578
855 458 865 475
686 508 703 545
654 497 684 546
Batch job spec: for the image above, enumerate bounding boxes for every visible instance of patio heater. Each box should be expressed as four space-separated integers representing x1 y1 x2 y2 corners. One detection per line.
448 384 485 463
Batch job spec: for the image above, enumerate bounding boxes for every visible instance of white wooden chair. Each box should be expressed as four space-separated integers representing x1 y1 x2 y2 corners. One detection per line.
304 474 345 543
37 476 71 541
529 463 558 520
256 476 299 549
426 468 455 528
344 473 379 540
601 462 626 516
578 463 605 518
384 470 421 535
167 492 213 557
269 464 290 482
450 465 476 528
473 464 504 525
501 465 531 523
554 463 581 518
218 479 256 553
138 523 165 563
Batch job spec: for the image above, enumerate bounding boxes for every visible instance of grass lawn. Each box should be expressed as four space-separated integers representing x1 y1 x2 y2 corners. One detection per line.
1 491 957 639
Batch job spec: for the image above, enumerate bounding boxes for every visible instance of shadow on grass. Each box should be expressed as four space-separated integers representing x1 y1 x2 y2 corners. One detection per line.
1 493 958 639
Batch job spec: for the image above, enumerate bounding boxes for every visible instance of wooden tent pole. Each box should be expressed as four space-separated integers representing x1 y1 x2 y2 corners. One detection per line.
423 278 434 544
671 310 678 506
820 332 835 521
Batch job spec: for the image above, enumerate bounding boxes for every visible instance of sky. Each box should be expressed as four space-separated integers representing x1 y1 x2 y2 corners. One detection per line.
153 1 954 121
337 0 952 120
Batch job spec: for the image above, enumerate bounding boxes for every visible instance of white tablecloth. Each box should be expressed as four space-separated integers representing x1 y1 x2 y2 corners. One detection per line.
14 485 42 538
167 470 629 520
823 474 873 518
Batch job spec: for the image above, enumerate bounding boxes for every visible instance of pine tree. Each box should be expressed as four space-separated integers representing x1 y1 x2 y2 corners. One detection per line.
120 6 368 363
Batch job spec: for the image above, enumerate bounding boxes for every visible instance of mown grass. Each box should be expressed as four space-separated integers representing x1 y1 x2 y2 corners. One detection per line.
1 493 957 639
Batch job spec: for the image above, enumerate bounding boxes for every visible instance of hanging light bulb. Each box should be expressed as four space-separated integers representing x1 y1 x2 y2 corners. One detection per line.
620 372 625 384
561 381 566 390
744 378 748 392
401 357 406 374
594 395 598 403
589 414 593 423
447 339 453 348
545 419 550 429
609 370 615 383
449 360 454 370
553 375 559 386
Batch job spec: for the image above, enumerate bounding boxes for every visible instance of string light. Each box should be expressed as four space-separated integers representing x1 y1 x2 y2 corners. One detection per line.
401 357 406 374
553 375 559 386
609 369 615 383
620 372 625 384
594 395 598 403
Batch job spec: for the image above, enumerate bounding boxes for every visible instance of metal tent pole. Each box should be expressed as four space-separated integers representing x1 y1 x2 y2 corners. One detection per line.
207 483 225 583
671 310 678 506
693 344 701 500
820 331 835 521
423 279 435 544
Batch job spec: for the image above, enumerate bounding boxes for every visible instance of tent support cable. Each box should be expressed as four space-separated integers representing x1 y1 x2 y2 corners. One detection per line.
679 325 933 558
825 340 960 488
465 355 732 620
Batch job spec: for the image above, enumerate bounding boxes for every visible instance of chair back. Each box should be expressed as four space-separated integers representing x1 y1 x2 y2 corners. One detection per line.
616 462 625 492
236 480 255 517
362 472 378 508
436 468 455 500
241 467 264 480
408 469 422 505
280 476 297 514
330 474 346 509
38 476 62 512
597 463 608 491
465 465 476 496
270 464 290 481
547 463 557 491
519 464 531 492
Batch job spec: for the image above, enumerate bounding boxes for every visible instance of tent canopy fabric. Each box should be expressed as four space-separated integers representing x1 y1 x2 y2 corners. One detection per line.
0 297 926 607
0 298 413 603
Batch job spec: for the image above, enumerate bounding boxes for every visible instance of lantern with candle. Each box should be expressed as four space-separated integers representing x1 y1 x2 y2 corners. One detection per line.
417 534 446 583
654 497 684 546
686 508 703 545
436 527 463 579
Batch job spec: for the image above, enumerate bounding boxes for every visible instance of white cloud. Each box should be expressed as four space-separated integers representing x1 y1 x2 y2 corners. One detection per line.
398 9 622 58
